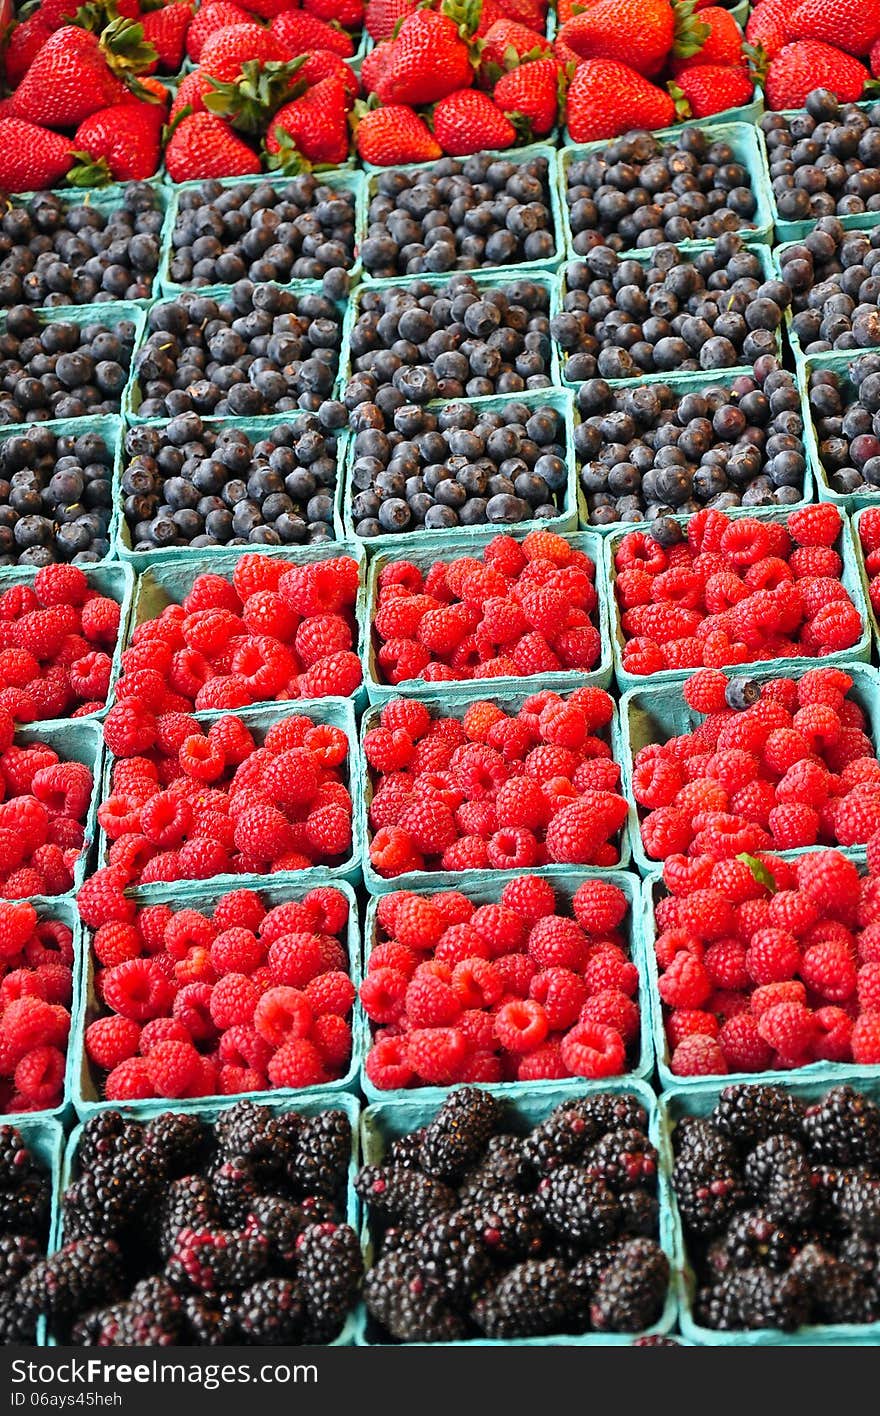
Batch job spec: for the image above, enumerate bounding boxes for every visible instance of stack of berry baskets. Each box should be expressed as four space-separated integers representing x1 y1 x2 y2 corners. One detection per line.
0 1113 64 1347
605 503 872 693
356 1079 677 1344
660 1075 880 1345
800 353 880 513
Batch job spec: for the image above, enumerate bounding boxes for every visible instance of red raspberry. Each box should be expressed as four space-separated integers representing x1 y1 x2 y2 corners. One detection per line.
397 798 457 855
380 699 431 739
560 1020 625 1078
788 503 841 547
580 987 639 1044
101 958 174 1022
404 970 460 1027
471 903 524 955
391 895 444 952
360 968 408 1024
666 1010 719 1049
756 1001 816 1061
583 949 638 997
797 849 861 916
364 1035 414 1090
266 1038 326 1088
527 915 586 970
493 998 549 1052
305 971 356 1018
658 954 711 1009
745 928 800 985
500 873 556 925
146 1040 202 1098
851 1012 880 1065
83 1015 140 1070
77 868 135 928
571 879 627 934
670 1033 728 1076
406 1026 466 1084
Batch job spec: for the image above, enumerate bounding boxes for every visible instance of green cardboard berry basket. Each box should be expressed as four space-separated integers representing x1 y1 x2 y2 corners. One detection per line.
117 538 366 709
71 878 366 1120
619 660 880 877
343 385 578 550
851 505 880 656
660 1073 880 1344
558 120 775 262
766 101 880 245
798 351 880 513
605 504 872 693
48 1090 361 1347
359 146 566 285
95 696 363 893
6 1114 65 1348
356 1078 677 1345
358 685 630 895
358 867 651 1102
361 526 613 704
158 168 366 297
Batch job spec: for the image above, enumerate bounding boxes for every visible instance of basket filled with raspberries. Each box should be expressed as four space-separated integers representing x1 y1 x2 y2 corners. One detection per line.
0 1116 60 1345
0 898 79 1121
610 503 869 687
361 687 628 889
621 663 880 872
87 698 359 897
359 871 649 1097
665 1079 880 1343
78 882 361 1109
365 528 611 699
115 547 364 714
31 1098 362 1346
358 1083 674 1344
647 846 880 1086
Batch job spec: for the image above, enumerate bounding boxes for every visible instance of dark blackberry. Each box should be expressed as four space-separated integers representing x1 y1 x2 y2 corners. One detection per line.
619 1188 660 1237
165 1227 269 1293
0 1233 40 1290
418 1087 502 1182
835 1173 880 1238
388 1129 426 1170
672 1147 744 1239
143 1113 209 1178
0 1175 50 1239
0 1127 37 1189
208 1154 266 1227
18 1238 124 1324
379 1226 417 1255
214 1102 281 1177
364 1249 466 1343
744 1136 815 1227
567 1242 624 1314
575 1093 648 1136
521 1106 602 1177
708 1209 798 1277
477 1192 546 1263
590 1238 669 1333
472 1259 576 1339
0 1290 36 1344
584 1128 659 1193
838 1232 880 1280
297 1222 363 1342
64 1145 162 1239
458 1134 528 1202
802 1087 880 1168
535 1166 620 1247
355 1166 456 1226
238 1278 306 1345
714 1084 804 1151
697 1266 809 1332
791 1244 877 1325
247 1195 310 1272
408 1208 490 1308
182 1291 240 1346
292 1111 351 1199
72 1278 183 1347
76 1114 144 1171
674 1116 736 1168
157 1176 221 1260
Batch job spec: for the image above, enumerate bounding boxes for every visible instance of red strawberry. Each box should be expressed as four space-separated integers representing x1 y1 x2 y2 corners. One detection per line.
236 0 298 16
560 0 675 77
872 31 880 74
69 0 141 31
304 0 365 30
202 57 309 131
270 11 356 57
377 9 473 105
565 56 675 139
186 1 253 61
199 21 288 80
672 4 745 70
471 0 506 39
361 38 395 91
669 61 754 116
553 31 583 67
4 15 53 88
480 17 552 73
787 0 880 57
496 0 546 28
165 110 261 180
745 0 798 61
765 38 869 107
265 73 350 166
11 21 154 128
170 67 214 119
365 0 418 38
300 49 360 103
0 117 72 193
432 86 517 153
142 4 193 73
493 56 563 135
70 100 162 182
354 101 442 163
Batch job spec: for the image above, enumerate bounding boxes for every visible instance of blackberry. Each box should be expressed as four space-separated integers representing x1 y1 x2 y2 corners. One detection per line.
208 1155 266 1228
408 1209 491 1308
238 1278 306 1345
364 1249 466 1343
714 1084 804 1151
633 1335 681 1346
835 1174 880 1237
0 1233 40 1290
698 1266 810 1332
584 1129 659 1193
573 1092 648 1137
418 1088 502 1182
674 1117 737 1169
521 1105 602 1176
297 1222 363 1342
389 1129 426 1170
708 1209 798 1277
838 1232 880 1280
182 1291 240 1346
619 1188 660 1237
792 1244 877 1325
76 1114 144 1171
744 1136 815 1227
458 1135 528 1202
0 1291 36 1344
472 1259 576 1339
355 1166 456 1226
380 1226 417 1255
215 1103 277 1162
567 1242 625 1313
802 1087 880 1168
247 1194 310 1272
535 1166 620 1247
672 1149 744 1239
143 1113 209 1178
166 1227 269 1293
72 1278 183 1347
157 1176 221 1260
0 1127 36 1189
0 1176 50 1239
292 1111 351 1199
18 1238 124 1324
64 1145 162 1239
477 1193 546 1263
590 1238 669 1333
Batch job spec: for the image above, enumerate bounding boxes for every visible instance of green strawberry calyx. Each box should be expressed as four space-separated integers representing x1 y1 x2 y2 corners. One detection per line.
667 78 692 121
203 58 308 135
671 0 711 59
66 150 115 187
100 16 158 76
263 123 312 174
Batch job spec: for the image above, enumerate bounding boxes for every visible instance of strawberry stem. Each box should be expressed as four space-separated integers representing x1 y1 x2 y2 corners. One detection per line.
66 150 114 187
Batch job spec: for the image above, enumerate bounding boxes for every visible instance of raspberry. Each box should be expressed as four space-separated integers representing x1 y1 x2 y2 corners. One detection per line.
77 868 135 928
527 916 587 971
788 503 841 547
851 1013 880 1065
658 953 711 1009
101 958 174 1023
857 961 880 1013
267 1038 326 1088
797 849 861 916
493 998 548 1052
756 1001 816 1061
716 1013 772 1072
666 1009 719 1048
745 928 800 985
210 973 259 1031
500 873 556 925
671 1033 728 1076
471 903 525 955
404 970 460 1027
145 1040 202 1098
405 1026 467 1084
559 1020 625 1078
397 798 457 855
103 701 158 757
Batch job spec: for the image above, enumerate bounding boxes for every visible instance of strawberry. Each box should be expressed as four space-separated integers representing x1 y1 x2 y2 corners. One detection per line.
745 0 798 61
299 49 360 103
765 37 869 106
672 4 744 70
69 100 162 182
186 1 253 61
303 0 366 31
361 37 395 90
236 0 297 16
141 4 193 73
11 21 155 129
170 67 214 118
165 110 261 180
565 55 675 139
872 32 880 74
479 18 552 76
203 57 308 130
0 117 73 193
377 9 473 105
125 75 171 111
496 0 546 28
471 0 506 39
492 55 563 135
787 0 880 57
669 61 754 115
560 0 675 77
432 85 517 153
270 11 356 56
264 73 350 166
354 101 442 163
4 15 53 88
69 0 141 31
553 31 583 67
365 0 418 39
199 21 288 80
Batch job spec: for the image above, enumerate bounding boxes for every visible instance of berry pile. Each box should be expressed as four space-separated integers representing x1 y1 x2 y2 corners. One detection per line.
0 184 164 310
88 707 354 889
370 530 603 687
578 360 806 528
360 156 557 280
0 1123 51 1343
167 177 358 291
82 885 355 1102
761 91 880 227
673 1082 880 1332
653 848 880 1077
0 902 75 1115
361 876 638 1090
0 563 122 721
613 504 864 676
115 554 361 712
554 238 790 384
18 1102 361 1345
748 7 876 113
564 128 761 258
359 1087 669 1341
779 218 880 355
633 665 880 862
0 305 136 424
0 426 116 569
806 358 880 498
365 689 625 878
351 399 569 540
131 284 343 421
0 716 94 899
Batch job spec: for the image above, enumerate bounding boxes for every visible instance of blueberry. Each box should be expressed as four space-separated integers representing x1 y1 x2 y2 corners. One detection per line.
725 678 761 710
